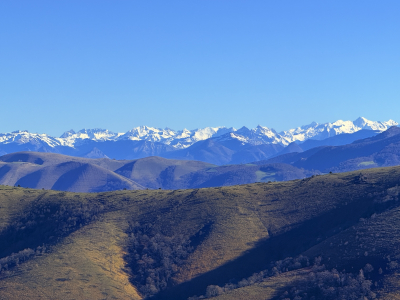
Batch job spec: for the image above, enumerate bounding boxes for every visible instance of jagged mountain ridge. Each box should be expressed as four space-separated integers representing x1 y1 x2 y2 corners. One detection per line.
0 117 397 163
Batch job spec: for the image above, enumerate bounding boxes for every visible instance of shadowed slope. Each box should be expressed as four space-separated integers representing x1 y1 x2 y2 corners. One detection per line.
163 139 238 165
0 152 143 192
0 151 128 170
0 152 145 192
114 156 215 189
50 162 144 192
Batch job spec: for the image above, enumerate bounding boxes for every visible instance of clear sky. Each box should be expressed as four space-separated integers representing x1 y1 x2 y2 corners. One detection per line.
0 1 399 136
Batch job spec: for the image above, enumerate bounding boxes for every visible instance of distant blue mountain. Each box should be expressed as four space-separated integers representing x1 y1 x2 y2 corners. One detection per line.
264 126 400 173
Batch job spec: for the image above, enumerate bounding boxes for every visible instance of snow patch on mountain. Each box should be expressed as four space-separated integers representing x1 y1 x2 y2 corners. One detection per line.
60 129 121 147
214 132 248 144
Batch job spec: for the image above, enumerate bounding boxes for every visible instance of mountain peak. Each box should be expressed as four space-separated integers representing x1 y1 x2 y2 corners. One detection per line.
60 129 76 138
236 126 251 134
353 117 369 126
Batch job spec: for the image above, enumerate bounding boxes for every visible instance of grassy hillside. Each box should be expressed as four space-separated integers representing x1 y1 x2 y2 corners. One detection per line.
1 166 400 299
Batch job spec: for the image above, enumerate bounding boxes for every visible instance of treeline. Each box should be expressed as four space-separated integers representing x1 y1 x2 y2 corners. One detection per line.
125 222 211 298
188 255 383 300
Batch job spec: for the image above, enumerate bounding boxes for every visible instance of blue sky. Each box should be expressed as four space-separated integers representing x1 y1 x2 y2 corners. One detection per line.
0 1 399 136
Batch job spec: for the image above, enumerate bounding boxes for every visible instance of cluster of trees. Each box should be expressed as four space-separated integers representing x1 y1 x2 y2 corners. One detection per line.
277 267 376 300
125 222 199 298
0 245 46 275
188 256 386 300
189 255 311 299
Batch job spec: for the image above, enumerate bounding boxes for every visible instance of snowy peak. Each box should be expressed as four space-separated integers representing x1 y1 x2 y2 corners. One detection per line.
59 128 120 147
120 126 177 142
280 117 398 143
254 125 278 137
353 117 398 131
353 117 369 127
191 127 233 141
76 128 119 140
221 126 285 146
0 131 64 147
119 126 236 149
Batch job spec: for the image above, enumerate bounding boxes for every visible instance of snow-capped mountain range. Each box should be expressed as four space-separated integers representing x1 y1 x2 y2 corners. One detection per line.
0 117 397 149
0 117 397 164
